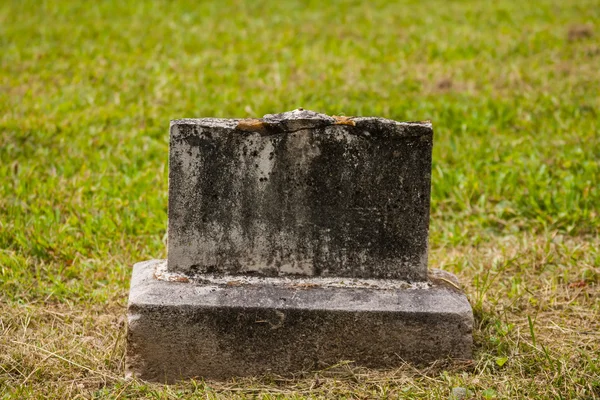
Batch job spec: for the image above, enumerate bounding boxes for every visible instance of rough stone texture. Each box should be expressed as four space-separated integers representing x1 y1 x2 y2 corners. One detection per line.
126 260 473 383
168 110 433 281
127 111 473 382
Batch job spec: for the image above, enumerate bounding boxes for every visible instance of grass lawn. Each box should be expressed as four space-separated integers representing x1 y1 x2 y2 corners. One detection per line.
1 0 599 398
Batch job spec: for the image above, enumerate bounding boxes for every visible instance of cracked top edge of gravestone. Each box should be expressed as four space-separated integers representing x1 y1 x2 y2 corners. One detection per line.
170 109 432 136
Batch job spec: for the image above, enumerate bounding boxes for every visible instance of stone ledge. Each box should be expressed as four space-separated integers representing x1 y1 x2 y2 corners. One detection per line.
153 259 435 290
126 260 473 383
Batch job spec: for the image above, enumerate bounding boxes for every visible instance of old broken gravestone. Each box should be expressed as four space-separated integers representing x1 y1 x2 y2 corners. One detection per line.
126 109 473 382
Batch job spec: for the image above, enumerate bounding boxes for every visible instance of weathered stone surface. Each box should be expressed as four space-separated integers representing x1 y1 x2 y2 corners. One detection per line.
126 111 473 382
167 110 433 281
126 260 473 382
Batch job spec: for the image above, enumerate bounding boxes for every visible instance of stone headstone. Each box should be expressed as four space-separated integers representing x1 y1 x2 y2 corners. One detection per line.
126 109 473 382
167 109 432 281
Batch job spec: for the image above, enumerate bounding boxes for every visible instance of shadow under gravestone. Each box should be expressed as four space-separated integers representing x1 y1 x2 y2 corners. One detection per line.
125 109 473 383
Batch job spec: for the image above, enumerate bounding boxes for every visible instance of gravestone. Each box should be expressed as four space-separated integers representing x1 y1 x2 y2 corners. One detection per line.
126 109 473 382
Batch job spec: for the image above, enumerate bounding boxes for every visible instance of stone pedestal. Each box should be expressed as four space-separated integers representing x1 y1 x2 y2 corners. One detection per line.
126 110 473 382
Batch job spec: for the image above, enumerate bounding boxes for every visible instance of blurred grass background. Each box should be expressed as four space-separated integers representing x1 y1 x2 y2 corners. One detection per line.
0 0 599 398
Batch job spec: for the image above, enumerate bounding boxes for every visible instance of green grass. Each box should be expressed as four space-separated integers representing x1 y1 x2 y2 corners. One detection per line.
1 0 599 398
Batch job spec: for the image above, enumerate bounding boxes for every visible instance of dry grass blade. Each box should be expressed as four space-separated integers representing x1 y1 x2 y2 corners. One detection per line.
8 340 120 381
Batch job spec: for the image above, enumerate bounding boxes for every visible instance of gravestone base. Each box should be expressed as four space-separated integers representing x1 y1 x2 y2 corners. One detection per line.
126 260 473 383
